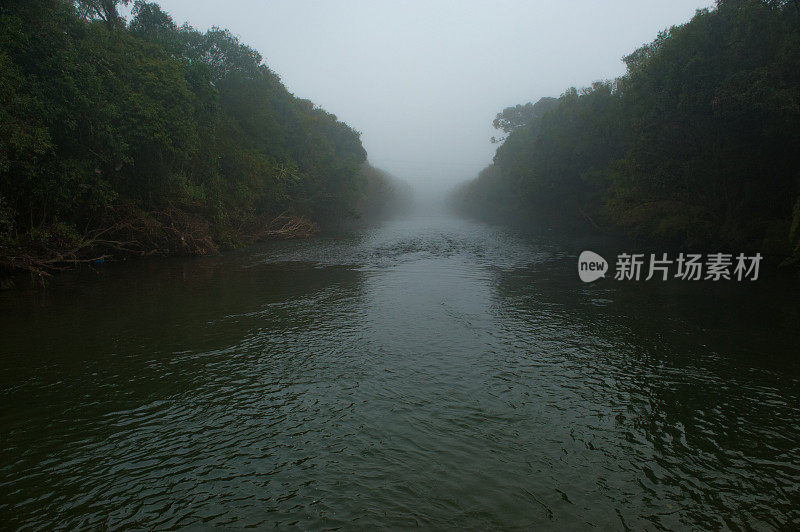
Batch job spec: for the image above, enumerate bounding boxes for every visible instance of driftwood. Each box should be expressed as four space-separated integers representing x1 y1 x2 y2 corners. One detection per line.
1 207 218 280
262 211 318 239
1 207 318 282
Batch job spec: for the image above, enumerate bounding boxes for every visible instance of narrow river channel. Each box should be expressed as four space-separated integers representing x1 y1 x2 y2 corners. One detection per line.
1 212 798 528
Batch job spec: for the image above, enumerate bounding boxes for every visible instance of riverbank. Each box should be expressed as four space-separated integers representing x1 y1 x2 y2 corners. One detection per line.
1 2 397 286
451 1 800 268
0 205 320 286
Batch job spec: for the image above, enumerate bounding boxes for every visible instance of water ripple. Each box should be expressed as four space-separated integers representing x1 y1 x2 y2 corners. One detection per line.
1 214 799 528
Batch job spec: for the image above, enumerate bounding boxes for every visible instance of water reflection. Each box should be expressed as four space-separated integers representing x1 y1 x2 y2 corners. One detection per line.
490 259 800 529
0 213 798 528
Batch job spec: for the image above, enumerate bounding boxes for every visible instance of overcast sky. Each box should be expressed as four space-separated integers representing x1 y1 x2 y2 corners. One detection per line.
124 0 713 194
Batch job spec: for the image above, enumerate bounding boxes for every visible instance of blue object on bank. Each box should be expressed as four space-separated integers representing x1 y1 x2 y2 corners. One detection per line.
93 257 105 265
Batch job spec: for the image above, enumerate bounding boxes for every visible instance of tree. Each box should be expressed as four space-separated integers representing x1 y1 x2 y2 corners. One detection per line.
1 0 400 278
74 0 131 28
491 97 557 142
457 0 800 260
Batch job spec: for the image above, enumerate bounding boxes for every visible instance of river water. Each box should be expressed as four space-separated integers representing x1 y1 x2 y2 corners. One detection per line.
1 212 799 529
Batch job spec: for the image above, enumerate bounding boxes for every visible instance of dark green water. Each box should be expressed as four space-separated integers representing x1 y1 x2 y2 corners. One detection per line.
1 213 799 529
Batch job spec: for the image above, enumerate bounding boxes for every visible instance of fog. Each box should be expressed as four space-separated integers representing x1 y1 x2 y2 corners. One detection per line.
125 0 712 197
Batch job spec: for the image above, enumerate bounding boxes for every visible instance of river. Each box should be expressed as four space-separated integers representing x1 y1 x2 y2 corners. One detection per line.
1 212 799 529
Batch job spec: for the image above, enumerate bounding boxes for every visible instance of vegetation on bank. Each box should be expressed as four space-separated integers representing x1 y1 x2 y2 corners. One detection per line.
0 0 407 281
452 0 800 265
353 164 413 224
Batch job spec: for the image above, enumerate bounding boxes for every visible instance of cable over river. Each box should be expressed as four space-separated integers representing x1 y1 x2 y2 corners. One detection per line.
1 212 799 529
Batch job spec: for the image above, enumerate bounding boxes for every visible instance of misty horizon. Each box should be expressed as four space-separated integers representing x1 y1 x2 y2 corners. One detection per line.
121 0 713 196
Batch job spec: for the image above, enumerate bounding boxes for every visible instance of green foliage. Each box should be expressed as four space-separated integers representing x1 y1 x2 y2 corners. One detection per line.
455 0 800 260
1 0 391 274
491 97 557 143
355 164 413 222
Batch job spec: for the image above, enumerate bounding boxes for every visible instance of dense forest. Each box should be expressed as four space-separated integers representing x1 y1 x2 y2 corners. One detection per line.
0 0 408 281
453 0 800 265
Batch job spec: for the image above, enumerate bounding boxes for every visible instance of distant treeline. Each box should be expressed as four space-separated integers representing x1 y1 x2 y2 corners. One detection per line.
453 0 800 265
0 0 407 279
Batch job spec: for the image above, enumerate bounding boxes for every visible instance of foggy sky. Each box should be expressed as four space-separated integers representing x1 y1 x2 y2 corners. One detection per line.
124 0 713 194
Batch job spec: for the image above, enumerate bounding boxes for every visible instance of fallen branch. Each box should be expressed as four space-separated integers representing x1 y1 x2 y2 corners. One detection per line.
262 213 319 239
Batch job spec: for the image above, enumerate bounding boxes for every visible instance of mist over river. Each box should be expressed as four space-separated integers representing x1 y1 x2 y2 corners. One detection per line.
1 212 799 529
